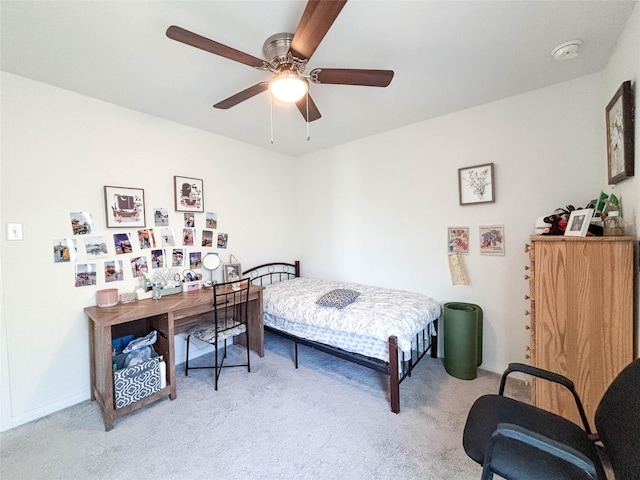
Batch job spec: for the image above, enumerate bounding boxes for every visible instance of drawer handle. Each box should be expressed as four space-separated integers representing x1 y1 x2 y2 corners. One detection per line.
524 265 530 271
524 244 532 253
525 310 531 316
525 354 531 359
525 324 531 330
524 295 531 300
524 275 530 280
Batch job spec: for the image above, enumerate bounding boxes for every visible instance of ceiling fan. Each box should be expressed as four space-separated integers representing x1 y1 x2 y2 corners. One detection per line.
166 0 394 123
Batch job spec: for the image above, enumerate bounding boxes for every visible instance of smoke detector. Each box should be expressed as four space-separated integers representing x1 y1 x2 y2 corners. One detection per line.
551 40 583 60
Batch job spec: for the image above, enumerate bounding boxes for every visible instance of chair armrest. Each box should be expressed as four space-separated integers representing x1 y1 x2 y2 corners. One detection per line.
498 363 592 434
481 423 598 480
503 363 575 391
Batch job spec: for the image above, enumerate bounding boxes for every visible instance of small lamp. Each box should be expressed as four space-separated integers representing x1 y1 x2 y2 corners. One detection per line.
202 253 221 287
269 70 308 103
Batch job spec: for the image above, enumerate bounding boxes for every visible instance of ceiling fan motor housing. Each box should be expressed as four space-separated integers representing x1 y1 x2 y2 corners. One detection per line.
263 32 304 71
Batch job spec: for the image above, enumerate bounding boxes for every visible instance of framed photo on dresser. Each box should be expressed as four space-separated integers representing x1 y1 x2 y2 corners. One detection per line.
564 209 594 237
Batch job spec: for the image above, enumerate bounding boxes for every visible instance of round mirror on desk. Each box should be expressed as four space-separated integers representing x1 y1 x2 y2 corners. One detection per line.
202 253 221 287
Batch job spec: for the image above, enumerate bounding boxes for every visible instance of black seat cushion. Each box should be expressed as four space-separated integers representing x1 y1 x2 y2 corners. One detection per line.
463 394 606 480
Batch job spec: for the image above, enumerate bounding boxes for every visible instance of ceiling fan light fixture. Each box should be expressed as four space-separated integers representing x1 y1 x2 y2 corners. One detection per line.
269 71 308 103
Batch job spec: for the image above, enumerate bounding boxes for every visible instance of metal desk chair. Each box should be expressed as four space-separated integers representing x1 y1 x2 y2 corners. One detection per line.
185 280 251 390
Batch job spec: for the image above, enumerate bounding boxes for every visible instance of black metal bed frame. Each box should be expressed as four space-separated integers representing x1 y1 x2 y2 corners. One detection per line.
243 261 438 413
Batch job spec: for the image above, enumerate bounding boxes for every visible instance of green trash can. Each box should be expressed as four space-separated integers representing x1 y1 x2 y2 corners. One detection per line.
443 302 483 380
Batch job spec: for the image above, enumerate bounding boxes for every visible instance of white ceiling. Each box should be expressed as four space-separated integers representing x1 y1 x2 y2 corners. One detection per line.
1 1 636 157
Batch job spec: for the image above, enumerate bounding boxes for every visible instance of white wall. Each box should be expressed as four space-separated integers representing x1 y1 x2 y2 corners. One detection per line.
0 72 298 431
294 2 639 373
294 74 603 374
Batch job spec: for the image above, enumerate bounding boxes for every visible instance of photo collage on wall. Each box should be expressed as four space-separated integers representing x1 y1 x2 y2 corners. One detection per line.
54 180 231 289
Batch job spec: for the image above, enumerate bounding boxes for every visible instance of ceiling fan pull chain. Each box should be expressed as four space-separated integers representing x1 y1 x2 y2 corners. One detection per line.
306 93 310 141
270 93 274 144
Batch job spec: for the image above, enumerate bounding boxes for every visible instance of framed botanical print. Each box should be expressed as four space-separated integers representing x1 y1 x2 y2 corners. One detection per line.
606 81 634 184
104 186 146 228
458 163 495 205
174 176 204 212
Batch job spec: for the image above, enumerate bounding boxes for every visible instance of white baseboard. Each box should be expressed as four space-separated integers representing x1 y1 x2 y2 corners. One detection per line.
1 389 90 432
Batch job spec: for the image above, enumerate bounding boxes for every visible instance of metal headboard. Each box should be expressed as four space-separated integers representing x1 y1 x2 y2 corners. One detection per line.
242 261 300 286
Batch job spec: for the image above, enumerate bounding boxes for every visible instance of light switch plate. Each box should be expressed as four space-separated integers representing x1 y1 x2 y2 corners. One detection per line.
6 223 23 241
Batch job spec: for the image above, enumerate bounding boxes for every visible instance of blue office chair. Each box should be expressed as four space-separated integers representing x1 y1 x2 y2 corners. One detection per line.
185 280 251 390
463 359 640 480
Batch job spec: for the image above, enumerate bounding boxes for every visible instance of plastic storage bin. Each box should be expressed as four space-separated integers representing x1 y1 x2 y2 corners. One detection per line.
443 302 483 380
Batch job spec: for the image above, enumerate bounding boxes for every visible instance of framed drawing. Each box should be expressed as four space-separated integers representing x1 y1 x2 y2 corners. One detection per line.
459 163 495 205
104 186 146 228
564 209 594 237
223 263 242 282
479 224 505 256
174 176 204 212
447 227 469 254
606 81 634 184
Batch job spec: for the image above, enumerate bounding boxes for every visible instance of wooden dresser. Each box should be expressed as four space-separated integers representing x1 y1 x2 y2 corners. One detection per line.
524 235 634 426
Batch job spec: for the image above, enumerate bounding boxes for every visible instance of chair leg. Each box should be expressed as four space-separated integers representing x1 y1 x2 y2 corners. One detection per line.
211 335 250 390
214 340 219 391
481 437 496 480
481 462 494 480
245 329 251 373
185 334 191 376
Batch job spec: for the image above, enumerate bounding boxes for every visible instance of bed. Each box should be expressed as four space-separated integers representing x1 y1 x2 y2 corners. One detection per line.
243 261 441 413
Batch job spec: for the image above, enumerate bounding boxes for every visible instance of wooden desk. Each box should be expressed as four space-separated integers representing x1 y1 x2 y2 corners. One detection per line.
85 284 264 431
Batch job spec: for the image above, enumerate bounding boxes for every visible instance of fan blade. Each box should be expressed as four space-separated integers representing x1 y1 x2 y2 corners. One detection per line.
310 68 394 87
214 82 269 109
290 0 347 61
295 95 322 122
166 26 268 69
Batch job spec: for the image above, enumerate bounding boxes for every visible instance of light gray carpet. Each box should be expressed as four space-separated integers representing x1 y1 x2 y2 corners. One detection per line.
0 332 528 479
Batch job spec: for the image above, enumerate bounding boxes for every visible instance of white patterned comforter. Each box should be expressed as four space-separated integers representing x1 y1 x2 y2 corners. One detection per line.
263 277 441 354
